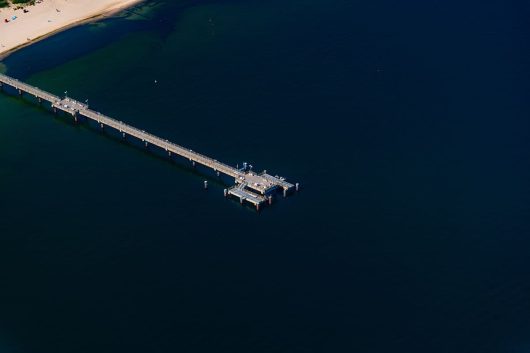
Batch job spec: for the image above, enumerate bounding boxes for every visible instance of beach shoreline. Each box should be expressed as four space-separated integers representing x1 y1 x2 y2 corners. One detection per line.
0 0 145 60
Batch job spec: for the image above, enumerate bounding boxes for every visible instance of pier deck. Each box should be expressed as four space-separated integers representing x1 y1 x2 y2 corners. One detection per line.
227 184 268 208
0 73 298 209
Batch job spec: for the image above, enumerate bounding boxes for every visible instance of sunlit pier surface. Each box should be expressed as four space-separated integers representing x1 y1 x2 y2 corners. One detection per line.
0 73 299 210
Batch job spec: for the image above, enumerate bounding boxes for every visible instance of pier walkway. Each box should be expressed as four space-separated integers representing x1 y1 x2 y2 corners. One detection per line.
0 73 298 209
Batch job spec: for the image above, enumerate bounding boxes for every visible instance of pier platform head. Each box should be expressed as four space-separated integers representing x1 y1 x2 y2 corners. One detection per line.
236 172 294 195
227 184 267 209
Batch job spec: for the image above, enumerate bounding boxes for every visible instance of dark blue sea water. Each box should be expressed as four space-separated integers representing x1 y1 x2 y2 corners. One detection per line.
1 0 530 352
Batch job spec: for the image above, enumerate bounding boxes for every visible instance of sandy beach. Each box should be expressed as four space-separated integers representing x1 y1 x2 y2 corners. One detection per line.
0 0 144 58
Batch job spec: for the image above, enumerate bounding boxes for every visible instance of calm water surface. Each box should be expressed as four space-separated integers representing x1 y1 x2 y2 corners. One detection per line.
1 0 530 352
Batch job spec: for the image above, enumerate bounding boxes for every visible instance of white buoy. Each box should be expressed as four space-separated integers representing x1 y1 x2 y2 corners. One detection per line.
204 181 208 189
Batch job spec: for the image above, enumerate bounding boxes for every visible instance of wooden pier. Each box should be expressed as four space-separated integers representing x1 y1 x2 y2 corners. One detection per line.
0 73 298 209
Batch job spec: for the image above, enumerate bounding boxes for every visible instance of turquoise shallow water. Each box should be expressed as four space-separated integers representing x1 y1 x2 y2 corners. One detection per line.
1 0 530 352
